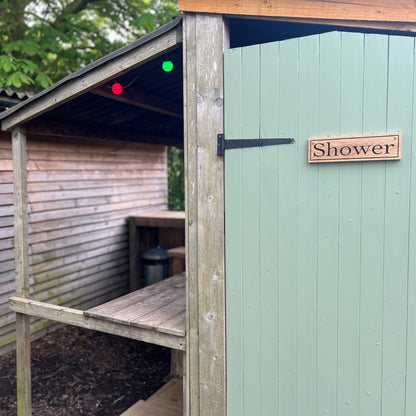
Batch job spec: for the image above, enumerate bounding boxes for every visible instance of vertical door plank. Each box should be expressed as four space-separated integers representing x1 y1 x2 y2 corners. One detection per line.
359 33 389 416
316 31 342 416
297 34 320 416
277 37 299 416
382 35 414 416
405 38 416 416
224 47 244 416
225 30 416 416
337 32 364 416
259 41 280 415
240 44 261 416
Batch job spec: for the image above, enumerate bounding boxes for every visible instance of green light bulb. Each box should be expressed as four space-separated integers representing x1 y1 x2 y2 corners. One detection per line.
162 60 174 72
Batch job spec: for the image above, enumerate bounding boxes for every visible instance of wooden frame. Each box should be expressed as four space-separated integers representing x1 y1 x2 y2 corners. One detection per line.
183 13 228 416
12 127 31 416
9 294 186 351
179 0 416 26
1 25 182 131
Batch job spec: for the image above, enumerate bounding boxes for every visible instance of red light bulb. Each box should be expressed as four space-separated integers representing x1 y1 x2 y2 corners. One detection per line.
112 82 123 95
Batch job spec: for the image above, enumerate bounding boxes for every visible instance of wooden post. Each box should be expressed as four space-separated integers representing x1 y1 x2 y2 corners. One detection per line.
129 218 139 292
183 13 229 416
12 126 31 416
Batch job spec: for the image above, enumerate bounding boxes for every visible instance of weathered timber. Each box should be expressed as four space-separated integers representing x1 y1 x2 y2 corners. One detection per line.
13 128 29 298
15 314 31 416
121 378 183 416
12 127 31 416
167 246 186 275
179 0 416 23
130 211 185 228
2 134 168 354
85 273 186 337
9 296 186 351
91 85 183 119
183 13 228 416
1 25 182 131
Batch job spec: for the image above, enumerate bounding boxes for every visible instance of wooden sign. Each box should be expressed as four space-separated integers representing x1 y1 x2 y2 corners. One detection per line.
308 133 401 163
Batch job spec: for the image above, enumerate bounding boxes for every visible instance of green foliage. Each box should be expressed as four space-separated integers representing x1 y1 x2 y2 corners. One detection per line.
0 0 179 90
168 146 184 211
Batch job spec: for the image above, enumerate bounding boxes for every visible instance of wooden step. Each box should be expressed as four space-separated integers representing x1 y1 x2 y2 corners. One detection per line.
120 378 183 416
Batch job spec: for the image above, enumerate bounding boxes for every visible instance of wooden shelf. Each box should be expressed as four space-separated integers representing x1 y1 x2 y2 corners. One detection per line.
167 246 185 259
85 273 185 338
130 211 185 228
9 274 186 351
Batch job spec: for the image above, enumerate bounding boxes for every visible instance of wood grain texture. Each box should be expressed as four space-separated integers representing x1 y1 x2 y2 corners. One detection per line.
179 0 416 22
85 273 186 337
9 296 186 351
183 13 199 416
183 12 228 416
1 134 168 354
15 313 31 416
224 31 416 416
12 127 31 416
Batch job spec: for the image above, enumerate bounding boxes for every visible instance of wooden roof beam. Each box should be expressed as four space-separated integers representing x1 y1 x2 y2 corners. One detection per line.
0 22 182 131
25 119 183 148
91 85 183 119
179 0 416 25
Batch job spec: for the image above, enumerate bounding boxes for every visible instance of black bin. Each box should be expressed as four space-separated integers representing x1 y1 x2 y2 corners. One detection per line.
142 246 169 286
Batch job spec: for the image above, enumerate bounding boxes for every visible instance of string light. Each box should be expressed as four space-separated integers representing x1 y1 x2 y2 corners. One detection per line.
112 82 123 95
162 60 174 73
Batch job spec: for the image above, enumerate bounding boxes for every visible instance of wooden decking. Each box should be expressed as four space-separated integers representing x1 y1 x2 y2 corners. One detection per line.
85 273 185 337
121 378 183 416
9 273 186 351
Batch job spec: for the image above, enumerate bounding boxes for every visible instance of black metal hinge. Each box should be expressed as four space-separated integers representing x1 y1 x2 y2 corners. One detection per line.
217 134 294 156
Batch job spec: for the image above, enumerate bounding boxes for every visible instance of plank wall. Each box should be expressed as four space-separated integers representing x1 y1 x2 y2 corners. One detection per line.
0 134 168 354
0 130 15 354
224 32 416 416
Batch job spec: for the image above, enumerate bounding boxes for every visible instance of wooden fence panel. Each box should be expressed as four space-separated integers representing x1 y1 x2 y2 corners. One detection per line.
0 134 168 354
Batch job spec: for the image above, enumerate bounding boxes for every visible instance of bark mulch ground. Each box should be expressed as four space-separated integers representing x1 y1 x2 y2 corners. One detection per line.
0 325 171 416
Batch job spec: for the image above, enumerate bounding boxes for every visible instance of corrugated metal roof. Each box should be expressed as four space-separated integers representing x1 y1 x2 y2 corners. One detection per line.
0 87 35 100
0 18 183 147
0 17 182 122
0 87 35 113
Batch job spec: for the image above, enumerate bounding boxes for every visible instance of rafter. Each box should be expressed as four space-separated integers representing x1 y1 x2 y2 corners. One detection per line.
25 119 183 148
91 85 183 119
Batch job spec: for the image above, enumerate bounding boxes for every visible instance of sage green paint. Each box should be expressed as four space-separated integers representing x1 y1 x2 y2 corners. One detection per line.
225 32 416 416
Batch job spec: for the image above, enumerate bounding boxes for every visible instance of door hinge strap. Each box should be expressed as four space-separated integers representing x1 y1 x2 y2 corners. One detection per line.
217 134 294 156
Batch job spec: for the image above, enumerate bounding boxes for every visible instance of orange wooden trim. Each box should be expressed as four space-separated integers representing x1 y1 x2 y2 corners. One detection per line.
178 0 416 23
308 133 402 163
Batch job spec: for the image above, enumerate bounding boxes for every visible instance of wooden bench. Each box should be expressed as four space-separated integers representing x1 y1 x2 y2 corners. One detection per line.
85 273 185 341
10 273 186 351
10 273 186 415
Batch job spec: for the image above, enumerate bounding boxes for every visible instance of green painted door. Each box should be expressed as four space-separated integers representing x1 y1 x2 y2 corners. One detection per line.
224 32 416 416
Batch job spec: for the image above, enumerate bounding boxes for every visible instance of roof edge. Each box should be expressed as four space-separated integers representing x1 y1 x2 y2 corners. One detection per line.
1 17 182 130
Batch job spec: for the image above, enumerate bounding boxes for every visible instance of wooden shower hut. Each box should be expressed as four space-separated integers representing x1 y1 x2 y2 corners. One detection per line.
4 1 416 415
1 18 186 415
